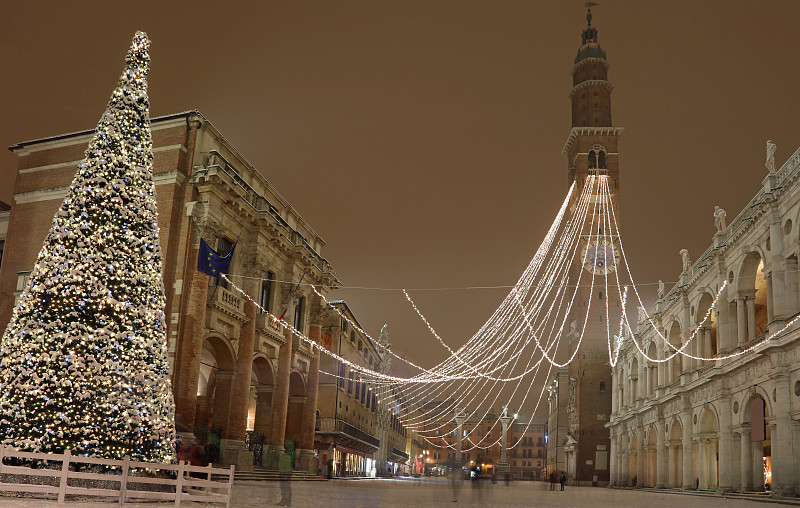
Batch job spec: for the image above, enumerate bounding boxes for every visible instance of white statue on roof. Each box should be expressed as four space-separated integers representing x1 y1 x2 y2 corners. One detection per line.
714 206 727 232
766 140 777 173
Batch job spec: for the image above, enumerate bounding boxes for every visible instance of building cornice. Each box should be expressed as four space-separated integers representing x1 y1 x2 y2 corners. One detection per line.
14 170 186 205
570 57 610 75
561 126 625 156
8 112 197 156
568 79 613 100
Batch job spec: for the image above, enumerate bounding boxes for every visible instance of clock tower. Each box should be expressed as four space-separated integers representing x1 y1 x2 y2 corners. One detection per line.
555 6 623 486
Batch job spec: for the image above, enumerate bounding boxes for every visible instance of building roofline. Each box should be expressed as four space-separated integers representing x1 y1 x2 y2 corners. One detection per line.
8 111 200 152
327 300 367 334
7 109 331 254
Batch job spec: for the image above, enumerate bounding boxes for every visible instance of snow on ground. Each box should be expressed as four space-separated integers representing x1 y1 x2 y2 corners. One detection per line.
0 478 783 507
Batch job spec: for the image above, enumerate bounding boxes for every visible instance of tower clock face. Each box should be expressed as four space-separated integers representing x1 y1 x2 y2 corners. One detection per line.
581 238 620 275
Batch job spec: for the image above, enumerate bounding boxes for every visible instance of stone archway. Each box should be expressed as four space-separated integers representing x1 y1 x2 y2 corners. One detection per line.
251 355 276 442
646 343 657 395
668 418 683 488
630 433 639 485
646 425 657 487
742 394 771 491
196 333 237 438
285 370 307 447
667 321 683 381
696 291 718 359
698 406 719 490
738 251 769 343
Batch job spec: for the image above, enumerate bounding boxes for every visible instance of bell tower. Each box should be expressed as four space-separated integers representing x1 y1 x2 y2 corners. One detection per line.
560 5 622 486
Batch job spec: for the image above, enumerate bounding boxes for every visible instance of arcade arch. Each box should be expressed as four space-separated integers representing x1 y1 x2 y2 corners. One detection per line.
195 333 237 437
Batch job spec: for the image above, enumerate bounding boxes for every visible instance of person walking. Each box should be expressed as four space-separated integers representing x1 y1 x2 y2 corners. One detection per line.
560 473 566 491
549 471 556 491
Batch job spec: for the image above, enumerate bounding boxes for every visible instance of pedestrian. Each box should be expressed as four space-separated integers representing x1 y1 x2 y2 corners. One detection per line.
560 473 566 491
549 471 556 491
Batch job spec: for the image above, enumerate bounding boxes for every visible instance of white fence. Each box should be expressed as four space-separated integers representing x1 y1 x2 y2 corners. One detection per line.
0 446 235 506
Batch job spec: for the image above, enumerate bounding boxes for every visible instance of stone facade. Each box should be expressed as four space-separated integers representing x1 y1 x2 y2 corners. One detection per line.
315 302 413 477
1 111 338 471
607 149 800 496
509 421 546 480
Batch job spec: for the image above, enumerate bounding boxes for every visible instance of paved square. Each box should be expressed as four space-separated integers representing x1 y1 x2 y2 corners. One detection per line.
0 478 784 507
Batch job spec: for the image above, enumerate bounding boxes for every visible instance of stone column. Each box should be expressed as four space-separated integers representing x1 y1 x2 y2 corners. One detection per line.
667 443 677 487
174 246 210 436
772 375 796 495
498 410 512 472
752 439 764 491
611 379 619 414
737 298 747 347
195 397 211 430
655 421 667 488
297 324 323 473
698 439 708 489
682 414 695 489
636 433 645 486
454 409 466 465
253 386 273 437
266 294 295 467
211 371 235 432
621 446 630 486
739 427 752 491
784 256 799 315
221 278 258 469
765 273 775 323
746 297 756 341
703 328 712 360
609 430 618 486
717 397 734 492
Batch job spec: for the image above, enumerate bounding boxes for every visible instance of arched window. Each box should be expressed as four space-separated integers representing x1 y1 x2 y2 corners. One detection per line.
588 150 597 169
589 144 608 169
294 296 305 333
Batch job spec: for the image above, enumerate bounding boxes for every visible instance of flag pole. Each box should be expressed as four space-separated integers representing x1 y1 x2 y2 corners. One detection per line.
280 270 307 322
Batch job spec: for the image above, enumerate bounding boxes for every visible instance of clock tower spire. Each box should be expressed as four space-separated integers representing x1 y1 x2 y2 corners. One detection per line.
549 4 621 487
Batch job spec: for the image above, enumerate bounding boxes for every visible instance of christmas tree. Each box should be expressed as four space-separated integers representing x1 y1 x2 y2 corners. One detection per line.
0 31 175 462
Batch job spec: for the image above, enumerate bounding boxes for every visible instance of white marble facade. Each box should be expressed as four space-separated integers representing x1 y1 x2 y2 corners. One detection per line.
608 147 800 496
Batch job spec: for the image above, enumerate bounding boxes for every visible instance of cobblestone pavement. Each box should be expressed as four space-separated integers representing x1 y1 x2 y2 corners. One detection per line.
0 478 789 507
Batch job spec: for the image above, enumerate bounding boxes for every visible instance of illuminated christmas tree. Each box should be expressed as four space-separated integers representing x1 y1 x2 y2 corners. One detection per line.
0 31 175 462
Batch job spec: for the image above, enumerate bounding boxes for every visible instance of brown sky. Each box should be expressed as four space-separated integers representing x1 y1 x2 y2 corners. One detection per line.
2 1 800 389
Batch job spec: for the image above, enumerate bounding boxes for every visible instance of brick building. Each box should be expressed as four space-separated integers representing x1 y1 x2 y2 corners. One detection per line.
546 9 618 486
1 111 339 471
509 420 546 480
419 408 541 479
315 301 382 476
0 200 9 274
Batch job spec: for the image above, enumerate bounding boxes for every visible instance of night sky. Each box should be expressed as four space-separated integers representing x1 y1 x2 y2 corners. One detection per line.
2 1 800 394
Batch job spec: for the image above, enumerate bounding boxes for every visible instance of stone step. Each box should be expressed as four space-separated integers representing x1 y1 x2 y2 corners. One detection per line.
224 468 327 482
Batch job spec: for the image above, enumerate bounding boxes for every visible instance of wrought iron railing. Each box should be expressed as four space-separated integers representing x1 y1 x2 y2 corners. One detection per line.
316 419 380 448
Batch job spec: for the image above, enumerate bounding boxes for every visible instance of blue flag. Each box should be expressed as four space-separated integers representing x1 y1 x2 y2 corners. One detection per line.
197 238 237 277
